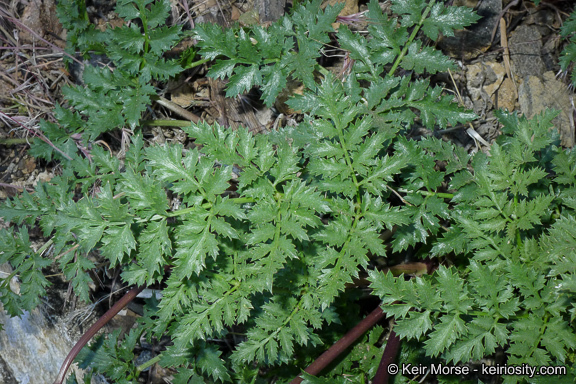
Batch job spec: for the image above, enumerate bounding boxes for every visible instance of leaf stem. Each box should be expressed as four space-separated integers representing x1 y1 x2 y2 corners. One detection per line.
398 188 454 199
141 119 193 127
0 137 29 145
386 0 437 78
186 57 210 69
527 313 550 360
165 197 256 217
135 354 161 375
38 238 54 255
138 2 150 55
513 193 523 247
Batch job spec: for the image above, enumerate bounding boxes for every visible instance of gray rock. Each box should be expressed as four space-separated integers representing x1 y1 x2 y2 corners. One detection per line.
518 71 574 147
0 306 74 384
509 25 547 78
439 0 502 60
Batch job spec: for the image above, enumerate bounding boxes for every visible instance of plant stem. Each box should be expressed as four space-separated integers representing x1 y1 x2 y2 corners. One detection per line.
373 329 401 384
0 137 29 145
398 188 454 199
386 0 437 78
37 238 54 255
141 119 193 127
165 197 257 217
290 305 386 384
52 285 145 384
135 355 161 375
187 57 210 69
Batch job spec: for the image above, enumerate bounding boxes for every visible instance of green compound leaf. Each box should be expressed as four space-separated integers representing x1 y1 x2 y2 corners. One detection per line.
421 2 481 41
100 224 137 268
393 310 434 340
401 41 455 74
109 24 146 53
226 64 262 97
173 211 219 278
424 313 467 357
391 0 427 28
148 25 182 55
146 0 171 29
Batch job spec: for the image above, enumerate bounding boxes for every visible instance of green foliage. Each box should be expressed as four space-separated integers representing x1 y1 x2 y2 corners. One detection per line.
76 328 143 384
31 0 184 160
193 0 344 105
1 0 575 383
56 0 106 59
192 0 478 108
0 226 51 318
560 6 576 88
370 111 576 383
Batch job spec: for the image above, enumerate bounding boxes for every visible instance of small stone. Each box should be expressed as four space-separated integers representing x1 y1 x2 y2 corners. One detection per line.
171 83 197 108
23 157 36 174
466 63 485 101
37 171 53 183
482 62 505 99
494 77 516 112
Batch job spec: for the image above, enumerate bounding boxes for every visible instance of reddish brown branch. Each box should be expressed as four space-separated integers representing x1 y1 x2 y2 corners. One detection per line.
52 285 145 384
373 329 401 384
290 305 386 384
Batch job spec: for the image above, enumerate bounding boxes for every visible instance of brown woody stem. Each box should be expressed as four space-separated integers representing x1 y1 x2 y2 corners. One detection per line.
52 285 145 384
290 305 386 384
373 329 401 384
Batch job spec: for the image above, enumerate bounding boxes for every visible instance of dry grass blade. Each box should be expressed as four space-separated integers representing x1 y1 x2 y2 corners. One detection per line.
500 17 518 100
0 7 83 66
